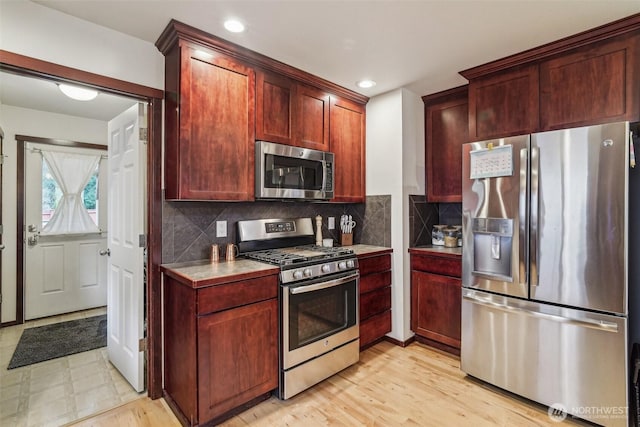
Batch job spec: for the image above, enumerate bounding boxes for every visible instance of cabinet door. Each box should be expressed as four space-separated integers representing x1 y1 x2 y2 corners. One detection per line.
330 96 366 202
197 299 278 422
468 65 539 140
256 70 294 145
540 33 640 130
178 44 255 200
411 270 461 349
424 88 468 202
294 84 330 151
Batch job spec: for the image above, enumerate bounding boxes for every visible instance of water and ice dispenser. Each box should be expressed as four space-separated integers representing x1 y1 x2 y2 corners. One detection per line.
471 217 513 281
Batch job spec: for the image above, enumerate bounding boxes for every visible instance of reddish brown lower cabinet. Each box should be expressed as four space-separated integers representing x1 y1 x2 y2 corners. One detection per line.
357 250 392 349
409 249 461 356
163 273 278 426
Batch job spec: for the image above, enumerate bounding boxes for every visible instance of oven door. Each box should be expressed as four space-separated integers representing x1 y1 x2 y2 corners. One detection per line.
281 271 359 370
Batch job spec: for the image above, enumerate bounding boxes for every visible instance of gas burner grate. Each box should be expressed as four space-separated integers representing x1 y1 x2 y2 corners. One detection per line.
244 245 355 266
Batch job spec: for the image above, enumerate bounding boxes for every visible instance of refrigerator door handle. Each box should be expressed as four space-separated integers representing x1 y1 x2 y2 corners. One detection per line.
530 147 539 288
519 148 528 287
462 294 619 332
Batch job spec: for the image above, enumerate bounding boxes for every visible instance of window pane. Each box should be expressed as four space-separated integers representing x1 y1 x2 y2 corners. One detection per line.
83 171 99 226
42 161 61 228
41 160 99 228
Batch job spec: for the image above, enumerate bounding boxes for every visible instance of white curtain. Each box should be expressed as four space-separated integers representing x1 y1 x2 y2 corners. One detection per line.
41 150 101 235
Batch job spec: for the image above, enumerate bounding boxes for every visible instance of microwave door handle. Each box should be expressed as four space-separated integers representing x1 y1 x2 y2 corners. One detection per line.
290 272 359 295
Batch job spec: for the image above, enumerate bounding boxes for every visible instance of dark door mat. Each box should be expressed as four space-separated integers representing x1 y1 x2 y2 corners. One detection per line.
7 314 107 369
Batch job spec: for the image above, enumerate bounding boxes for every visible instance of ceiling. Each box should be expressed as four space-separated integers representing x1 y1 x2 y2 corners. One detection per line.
0 70 138 121
2 1 639 121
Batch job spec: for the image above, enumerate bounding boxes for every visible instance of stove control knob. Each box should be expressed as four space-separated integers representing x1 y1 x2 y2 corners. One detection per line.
321 264 331 273
338 261 347 270
293 270 304 280
303 268 313 277
346 260 355 269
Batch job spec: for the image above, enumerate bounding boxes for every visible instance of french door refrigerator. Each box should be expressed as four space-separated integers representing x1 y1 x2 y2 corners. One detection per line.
461 121 629 427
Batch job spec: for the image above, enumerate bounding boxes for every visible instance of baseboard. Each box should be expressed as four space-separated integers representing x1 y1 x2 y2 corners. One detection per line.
0 320 19 328
414 335 460 357
384 335 415 348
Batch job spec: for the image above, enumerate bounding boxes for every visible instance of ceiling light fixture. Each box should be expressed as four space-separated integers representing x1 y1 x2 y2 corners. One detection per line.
224 19 245 33
58 83 98 101
356 80 376 89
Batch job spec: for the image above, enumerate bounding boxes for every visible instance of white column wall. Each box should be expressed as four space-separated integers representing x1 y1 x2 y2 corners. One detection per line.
365 89 406 341
366 88 425 342
401 89 426 340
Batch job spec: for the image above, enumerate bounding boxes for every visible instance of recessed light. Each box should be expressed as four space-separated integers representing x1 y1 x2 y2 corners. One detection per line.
58 83 98 101
356 80 376 89
224 19 245 33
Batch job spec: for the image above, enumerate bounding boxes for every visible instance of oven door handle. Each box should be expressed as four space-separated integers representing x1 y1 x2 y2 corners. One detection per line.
289 272 359 295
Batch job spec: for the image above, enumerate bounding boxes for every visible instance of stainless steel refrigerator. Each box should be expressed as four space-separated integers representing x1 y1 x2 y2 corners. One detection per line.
461 122 629 427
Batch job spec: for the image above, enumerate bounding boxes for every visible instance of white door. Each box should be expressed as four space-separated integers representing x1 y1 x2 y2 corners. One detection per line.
24 143 108 320
107 103 146 392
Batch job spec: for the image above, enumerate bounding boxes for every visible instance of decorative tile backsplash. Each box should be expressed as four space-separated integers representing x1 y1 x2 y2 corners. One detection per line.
408 195 462 247
162 195 392 263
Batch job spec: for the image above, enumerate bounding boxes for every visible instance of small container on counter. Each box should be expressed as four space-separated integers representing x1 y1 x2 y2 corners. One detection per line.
443 227 459 248
432 225 445 246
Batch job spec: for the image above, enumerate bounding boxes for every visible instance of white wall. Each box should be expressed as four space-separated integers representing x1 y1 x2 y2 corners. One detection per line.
366 89 406 341
366 88 425 342
0 105 107 322
0 1 164 323
0 1 164 90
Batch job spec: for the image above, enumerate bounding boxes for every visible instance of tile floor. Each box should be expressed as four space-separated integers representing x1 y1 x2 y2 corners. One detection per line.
0 308 145 427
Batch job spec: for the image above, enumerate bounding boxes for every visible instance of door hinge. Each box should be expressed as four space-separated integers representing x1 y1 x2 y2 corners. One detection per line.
0 224 3 234
0 293 2 304
139 337 147 352
139 234 147 248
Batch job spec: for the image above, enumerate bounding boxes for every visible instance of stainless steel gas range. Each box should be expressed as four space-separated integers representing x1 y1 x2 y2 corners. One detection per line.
237 218 360 400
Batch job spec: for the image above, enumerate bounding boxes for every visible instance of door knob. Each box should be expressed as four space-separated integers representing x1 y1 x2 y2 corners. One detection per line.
0 244 5 250
99 249 111 256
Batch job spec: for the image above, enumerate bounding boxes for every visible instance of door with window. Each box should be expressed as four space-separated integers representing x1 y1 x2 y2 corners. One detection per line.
24 142 108 320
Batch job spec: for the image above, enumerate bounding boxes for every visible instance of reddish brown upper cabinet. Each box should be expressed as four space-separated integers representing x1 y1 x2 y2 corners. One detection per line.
409 249 461 356
256 70 295 145
256 71 330 151
539 33 640 131
467 64 539 141
330 96 366 203
162 41 256 201
461 14 640 140
423 86 468 203
295 83 330 151
357 250 393 349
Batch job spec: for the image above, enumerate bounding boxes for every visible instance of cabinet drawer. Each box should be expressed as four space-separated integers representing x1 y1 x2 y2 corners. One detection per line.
198 275 278 315
360 270 391 293
358 254 391 276
360 310 391 349
360 286 391 321
410 254 461 278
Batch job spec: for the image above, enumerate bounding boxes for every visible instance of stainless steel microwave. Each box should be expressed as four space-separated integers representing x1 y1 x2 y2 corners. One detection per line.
255 141 334 200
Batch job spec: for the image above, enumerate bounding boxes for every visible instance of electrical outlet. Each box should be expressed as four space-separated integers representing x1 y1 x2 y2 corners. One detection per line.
328 217 335 230
216 221 227 238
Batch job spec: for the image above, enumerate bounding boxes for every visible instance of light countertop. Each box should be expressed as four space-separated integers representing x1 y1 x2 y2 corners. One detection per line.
161 259 279 288
409 245 462 257
350 244 393 257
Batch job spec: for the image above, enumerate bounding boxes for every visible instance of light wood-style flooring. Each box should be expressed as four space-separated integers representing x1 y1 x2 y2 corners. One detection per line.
69 341 588 426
